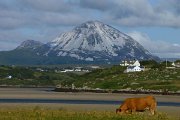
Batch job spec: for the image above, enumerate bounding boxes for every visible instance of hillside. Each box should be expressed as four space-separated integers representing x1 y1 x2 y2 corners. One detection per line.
71 66 180 92
0 62 179 92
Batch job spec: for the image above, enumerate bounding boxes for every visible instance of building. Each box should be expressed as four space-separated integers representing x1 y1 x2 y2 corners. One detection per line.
132 60 140 66
172 62 180 68
126 66 145 72
120 60 136 66
124 60 145 73
90 66 100 69
60 69 74 72
74 67 82 72
7 75 12 79
58 67 89 73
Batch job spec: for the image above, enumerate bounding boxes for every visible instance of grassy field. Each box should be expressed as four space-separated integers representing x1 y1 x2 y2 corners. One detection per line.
0 107 176 120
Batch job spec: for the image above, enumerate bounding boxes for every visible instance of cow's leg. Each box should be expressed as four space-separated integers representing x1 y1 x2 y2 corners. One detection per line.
131 107 136 114
131 109 136 114
150 109 155 115
150 102 157 115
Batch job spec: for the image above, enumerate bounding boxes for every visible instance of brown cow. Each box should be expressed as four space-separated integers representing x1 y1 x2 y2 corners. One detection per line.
116 96 157 115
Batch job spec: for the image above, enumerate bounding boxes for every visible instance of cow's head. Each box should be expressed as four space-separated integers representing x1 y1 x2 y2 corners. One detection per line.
116 108 121 113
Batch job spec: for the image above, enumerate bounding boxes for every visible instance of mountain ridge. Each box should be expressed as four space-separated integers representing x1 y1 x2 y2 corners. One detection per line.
0 21 160 65
16 40 44 50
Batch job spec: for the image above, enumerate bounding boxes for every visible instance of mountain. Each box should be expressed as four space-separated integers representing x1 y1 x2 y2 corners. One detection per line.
0 21 159 65
45 21 158 62
16 40 44 50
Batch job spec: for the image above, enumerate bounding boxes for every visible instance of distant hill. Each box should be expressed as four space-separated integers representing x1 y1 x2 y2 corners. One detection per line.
161 58 180 62
0 21 160 65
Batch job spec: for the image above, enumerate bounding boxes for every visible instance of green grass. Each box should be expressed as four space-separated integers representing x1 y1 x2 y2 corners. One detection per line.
72 66 180 91
0 65 78 87
0 108 176 120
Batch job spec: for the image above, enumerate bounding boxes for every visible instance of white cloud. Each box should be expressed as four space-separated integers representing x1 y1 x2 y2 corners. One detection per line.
128 31 180 58
1 0 180 29
79 0 113 11
19 0 72 13
79 0 180 27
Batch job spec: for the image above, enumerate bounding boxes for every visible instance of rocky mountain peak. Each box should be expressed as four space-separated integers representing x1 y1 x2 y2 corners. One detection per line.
16 40 44 50
74 20 104 30
46 21 157 62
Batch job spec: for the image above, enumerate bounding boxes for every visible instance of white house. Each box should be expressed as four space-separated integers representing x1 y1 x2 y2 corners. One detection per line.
132 60 140 66
60 69 74 73
126 66 145 72
172 62 180 68
74 67 82 72
7 75 12 79
90 66 100 69
125 60 145 73
120 60 136 66
172 62 175 66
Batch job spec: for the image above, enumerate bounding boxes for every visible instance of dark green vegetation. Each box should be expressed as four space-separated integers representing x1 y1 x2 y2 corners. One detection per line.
0 49 121 65
0 108 175 120
0 65 76 87
0 60 179 91
0 49 90 65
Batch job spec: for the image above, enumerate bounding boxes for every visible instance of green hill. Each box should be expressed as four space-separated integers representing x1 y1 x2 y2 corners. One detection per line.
71 66 180 92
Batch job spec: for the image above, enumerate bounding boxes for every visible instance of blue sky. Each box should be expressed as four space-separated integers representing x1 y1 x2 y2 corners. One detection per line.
0 0 180 58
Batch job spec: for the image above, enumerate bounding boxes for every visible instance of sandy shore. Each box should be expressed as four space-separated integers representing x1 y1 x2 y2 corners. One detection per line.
0 88 179 117
0 88 179 102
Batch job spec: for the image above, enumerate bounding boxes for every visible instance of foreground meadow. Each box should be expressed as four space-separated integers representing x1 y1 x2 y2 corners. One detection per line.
0 107 177 120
